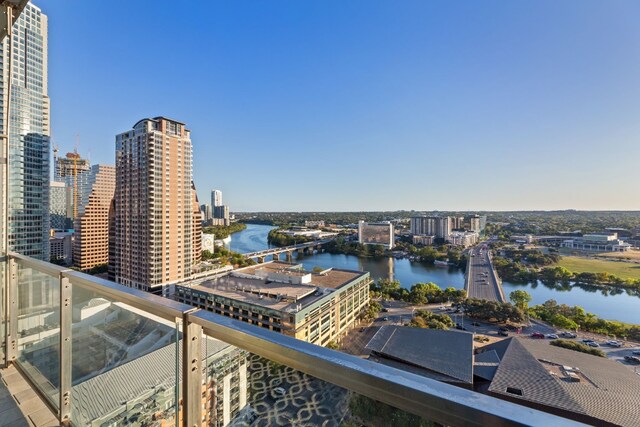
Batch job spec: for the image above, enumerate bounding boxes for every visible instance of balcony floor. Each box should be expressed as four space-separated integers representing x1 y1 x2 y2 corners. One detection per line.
0 364 57 427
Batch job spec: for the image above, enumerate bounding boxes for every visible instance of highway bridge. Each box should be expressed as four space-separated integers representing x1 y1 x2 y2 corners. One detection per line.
243 239 335 263
464 245 506 303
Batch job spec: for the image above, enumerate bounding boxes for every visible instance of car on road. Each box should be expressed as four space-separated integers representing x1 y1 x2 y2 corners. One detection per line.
383 317 389 321
531 332 544 339
587 342 600 347
359 328 365 332
581 338 595 343
381 308 389 312
471 322 480 326
606 340 622 347
560 331 577 338
624 356 640 364
455 324 467 331
546 334 558 339
499 326 509 332
632 350 640 356
498 330 509 337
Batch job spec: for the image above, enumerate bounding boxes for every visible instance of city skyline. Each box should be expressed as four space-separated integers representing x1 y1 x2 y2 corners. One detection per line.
45 1 640 211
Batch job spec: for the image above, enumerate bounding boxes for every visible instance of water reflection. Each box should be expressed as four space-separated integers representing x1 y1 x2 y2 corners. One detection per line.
231 224 640 323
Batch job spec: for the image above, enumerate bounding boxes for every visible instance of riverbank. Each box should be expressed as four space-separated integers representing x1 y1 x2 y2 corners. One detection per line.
492 251 640 296
225 224 640 323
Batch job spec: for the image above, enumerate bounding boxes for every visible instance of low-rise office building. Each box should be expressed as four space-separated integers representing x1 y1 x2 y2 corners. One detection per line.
176 261 371 346
561 232 631 252
304 220 325 228
447 231 479 248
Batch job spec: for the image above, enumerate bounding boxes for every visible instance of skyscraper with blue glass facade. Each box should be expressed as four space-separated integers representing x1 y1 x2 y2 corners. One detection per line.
1 3 50 260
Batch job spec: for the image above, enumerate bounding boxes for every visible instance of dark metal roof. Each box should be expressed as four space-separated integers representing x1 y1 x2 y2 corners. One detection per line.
488 338 640 426
366 326 474 384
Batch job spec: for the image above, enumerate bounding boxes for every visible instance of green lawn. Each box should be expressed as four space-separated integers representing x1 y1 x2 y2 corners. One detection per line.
557 256 640 280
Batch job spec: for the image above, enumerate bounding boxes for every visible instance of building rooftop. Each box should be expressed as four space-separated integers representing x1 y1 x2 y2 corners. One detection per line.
184 261 367 312
483 337 640 426
366 326 474 384
190 276 320 311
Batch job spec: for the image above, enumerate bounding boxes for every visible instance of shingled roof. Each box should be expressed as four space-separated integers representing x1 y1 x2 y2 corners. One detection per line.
485 338 640 426
366 326 474 384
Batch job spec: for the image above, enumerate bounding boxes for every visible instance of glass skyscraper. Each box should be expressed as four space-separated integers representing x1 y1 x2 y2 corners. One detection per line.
1 4 50 260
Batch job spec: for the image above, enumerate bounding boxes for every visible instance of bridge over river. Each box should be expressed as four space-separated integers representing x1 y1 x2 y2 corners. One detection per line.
243 239 335 263
464 245 506 303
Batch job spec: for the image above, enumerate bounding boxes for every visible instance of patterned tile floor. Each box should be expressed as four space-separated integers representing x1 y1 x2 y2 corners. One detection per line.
235 355 349 427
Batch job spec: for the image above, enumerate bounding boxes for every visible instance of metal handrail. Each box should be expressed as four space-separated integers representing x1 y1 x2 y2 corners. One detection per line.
9 252 194 322
6 253 585 427
189 310 583 427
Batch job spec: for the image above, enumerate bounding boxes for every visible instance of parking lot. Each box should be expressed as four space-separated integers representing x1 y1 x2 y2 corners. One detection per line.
337 299 640 373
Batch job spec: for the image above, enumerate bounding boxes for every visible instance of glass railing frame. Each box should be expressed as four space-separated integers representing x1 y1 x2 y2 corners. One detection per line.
4 252 585 427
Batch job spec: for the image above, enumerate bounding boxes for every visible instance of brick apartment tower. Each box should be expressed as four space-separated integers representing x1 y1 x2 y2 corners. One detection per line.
110 117 201 293
73 164 115 270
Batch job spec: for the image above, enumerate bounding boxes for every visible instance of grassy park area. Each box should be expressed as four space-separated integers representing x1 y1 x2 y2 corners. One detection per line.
557 256 640 281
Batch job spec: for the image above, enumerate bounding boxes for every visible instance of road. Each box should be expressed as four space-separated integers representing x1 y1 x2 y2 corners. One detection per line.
465 245 506 302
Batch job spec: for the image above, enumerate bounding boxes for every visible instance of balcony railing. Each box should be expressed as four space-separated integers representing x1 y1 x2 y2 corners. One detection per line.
1 252 583 427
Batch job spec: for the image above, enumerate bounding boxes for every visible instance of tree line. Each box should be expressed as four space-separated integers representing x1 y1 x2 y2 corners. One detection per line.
370 279 467 304
529 298 640 341
267 229 315 247
202 222 247 239
202 247 255 268
493 249 640 294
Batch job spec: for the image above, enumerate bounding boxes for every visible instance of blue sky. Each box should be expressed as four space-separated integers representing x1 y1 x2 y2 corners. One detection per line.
45 1 640 211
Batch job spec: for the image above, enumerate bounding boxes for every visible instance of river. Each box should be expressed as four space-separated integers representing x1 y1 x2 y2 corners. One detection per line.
226 224 640 324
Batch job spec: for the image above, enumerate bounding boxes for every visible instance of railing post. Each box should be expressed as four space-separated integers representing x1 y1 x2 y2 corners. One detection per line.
182 311 202 427
6 257 17 362
59 275 72 425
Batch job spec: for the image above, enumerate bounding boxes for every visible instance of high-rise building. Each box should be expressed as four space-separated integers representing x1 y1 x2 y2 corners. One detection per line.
191 181 202 265
49 230 73 265
200 203 212 221
410 215 451 239
211 189 222 207
111 117 200 293
73 165 116 271
53 149 91 222
50 181 70 230
451 216 465 230
435 216 452 239
468 214 487 233
2 4 50 260
214 204 230 226
53 149 91 182
410 216 435 236
469 215 481 232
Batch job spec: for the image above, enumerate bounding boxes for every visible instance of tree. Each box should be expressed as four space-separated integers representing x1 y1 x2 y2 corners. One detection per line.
312 266 324 273
509 290 532 311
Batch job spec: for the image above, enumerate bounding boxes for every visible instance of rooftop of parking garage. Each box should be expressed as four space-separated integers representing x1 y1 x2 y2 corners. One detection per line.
178 262 369 312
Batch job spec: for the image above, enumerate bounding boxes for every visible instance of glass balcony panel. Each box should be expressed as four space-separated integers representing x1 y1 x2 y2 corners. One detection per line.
69 283 179 427
198 341 434 427
15 264 60 409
